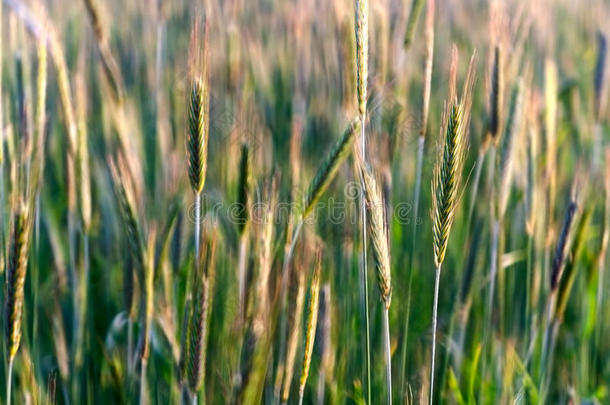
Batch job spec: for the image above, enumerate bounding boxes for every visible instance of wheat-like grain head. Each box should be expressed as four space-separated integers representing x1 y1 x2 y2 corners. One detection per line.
555 207 590 321
236 142 251 236
298 250 322 398
431 50 477 267
488 45 504 142
187 76 209 195
5 204 32 360
47 27 78 156
187 236 215 394
254 176 278 337
550 200 578 292
137 229 156 363
282 265 307 402
83 0 125 103
302 119 359 219
432 102 466 268
497 78 525 219
109 154 145 280
355 0 368 117
358 158 391 308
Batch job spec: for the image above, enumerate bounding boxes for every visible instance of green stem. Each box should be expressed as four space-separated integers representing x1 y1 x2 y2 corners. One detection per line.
140 358 148 405
194 192 201 264
358 114 371 405
466 150 485 228
486 219 500 335
383 308 392 405
6 356 13 405
400 134 424 394
430 265 442 405
237 234 248 318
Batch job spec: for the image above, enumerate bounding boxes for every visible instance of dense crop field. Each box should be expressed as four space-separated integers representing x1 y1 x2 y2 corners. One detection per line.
0 0 608 404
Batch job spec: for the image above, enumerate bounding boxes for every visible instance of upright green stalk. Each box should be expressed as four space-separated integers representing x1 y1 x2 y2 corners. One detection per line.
355 0 371 400
429 265 441 403
429 52 475 402
401 0 434 391
487 79 524 335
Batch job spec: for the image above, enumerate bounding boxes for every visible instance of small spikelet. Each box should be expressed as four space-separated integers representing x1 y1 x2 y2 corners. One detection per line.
497 78 525 219
187 77 208 194
488 45 503 141
355 0 368 116
550 200 578 292
298 251 322 401
359 160 392 308
5 205 31 359
302 119 359 218
236 142 250 235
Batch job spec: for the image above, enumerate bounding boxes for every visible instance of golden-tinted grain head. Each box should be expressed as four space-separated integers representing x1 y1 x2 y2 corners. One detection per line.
359 157 391 308
5 204 31 359
281 266 307 402
298 251 322 400
355 0 368 117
